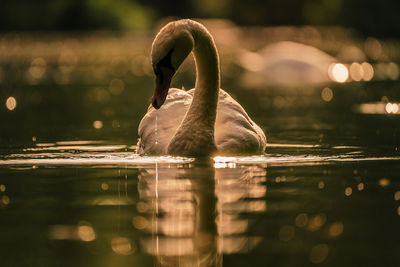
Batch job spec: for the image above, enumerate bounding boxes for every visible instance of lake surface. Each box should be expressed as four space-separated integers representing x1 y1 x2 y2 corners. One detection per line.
1 25 400 266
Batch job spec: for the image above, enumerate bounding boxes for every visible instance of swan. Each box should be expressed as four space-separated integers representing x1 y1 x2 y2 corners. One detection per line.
137 19 266 156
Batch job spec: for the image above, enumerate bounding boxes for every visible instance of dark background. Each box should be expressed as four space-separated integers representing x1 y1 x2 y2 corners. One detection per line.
0 0 399 37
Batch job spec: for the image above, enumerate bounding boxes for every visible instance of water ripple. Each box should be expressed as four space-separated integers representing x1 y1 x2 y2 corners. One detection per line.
1 142 399 168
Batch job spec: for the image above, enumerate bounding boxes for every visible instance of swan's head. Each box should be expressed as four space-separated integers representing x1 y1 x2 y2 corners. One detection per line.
151 21 194 109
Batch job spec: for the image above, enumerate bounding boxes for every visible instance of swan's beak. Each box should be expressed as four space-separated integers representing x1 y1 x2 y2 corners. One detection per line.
152 66 175 109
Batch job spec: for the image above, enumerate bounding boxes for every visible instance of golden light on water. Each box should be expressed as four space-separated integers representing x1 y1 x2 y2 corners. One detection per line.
308 213 326 231
394 191 400 201
364 37 382 60
111 237 135 255
101 183 109 191
357 182 365 191
321 87 333 102
93 120 103 129
92 87 110 104
29 57 47 79
342 61 374 82
349 62 363 81
132 215 148 230
309 244 329 263
328 221 344 238
279 225 295 241
344 187 352 196
1 195 10 205
77 225 96 242
213 156 237 168
48 223 95 241
318 181 325 189
376 62 400 80
112 120 121 128
385 103 399 114
136 201 149 212
49 225 77 240
141 237 194 256
387 62 399 80
361 62 374 81
378 178 390 187
109 78 125 95
355 102 400 115
295 213 309 227
275 176 286 183
6 96 17 111
0 184 6 192
328 63 349 83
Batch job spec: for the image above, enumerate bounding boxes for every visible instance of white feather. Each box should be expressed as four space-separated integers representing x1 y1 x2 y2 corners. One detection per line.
137 88 266 155
137 19 266 156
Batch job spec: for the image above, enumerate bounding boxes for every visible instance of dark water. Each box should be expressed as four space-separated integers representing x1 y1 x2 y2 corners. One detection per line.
1 29 400 266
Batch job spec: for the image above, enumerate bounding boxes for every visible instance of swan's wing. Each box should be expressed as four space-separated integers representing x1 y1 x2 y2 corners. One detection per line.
137 88 192 155
215 89 266 154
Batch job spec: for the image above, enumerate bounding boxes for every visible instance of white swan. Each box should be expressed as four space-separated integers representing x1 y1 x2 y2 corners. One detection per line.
137 19 266 156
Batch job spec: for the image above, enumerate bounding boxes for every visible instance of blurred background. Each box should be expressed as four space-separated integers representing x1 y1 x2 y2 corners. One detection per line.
1 0 400 37
1 0 400 149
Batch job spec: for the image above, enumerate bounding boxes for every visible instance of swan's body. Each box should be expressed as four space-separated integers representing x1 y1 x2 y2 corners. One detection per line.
137 19 266 156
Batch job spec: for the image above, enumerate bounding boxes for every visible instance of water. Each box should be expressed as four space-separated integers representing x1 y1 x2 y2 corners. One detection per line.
155 115 158 145
1 142 399 266
1 29 400 266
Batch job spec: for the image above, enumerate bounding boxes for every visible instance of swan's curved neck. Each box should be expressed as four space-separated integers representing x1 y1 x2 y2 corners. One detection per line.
188 22 220 122
168 21 220 155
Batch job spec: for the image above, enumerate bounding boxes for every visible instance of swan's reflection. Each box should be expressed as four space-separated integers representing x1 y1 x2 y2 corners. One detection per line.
137 161 266 266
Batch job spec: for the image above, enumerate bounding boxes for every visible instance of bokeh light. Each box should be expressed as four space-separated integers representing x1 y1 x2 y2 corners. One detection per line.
6 97 17 111
364 37 382 60
321 87 333 102
361 62 374 81
111 237 135 255
93 120 103 129
309 244 329 263
109 78 125 95
349 62 363 81
394 191 400 201
132 215 148 230
357 182 365 191
378 178 390 187
1 195 10 205
328 63 349 83
308 213 326 231
29 57 47 79
101 183 109 191
279 225 295 241
328 222 344 238
77 225 96 242
387 62 399 80
385 103 399 114
295 213 309 227
345 187 352 196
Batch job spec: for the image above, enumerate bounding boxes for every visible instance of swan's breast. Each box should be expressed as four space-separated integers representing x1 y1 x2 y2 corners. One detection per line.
137 88 192 155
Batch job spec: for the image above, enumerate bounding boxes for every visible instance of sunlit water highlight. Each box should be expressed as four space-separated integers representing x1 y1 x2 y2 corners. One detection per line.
1 142 399 167
155 115 158 145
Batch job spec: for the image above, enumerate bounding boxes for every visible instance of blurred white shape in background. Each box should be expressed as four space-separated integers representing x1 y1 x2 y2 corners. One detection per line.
239 41 336 86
